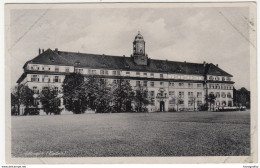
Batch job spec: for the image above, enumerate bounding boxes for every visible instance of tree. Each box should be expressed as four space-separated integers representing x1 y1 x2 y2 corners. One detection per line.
62 73 88 114
111 79 135 112
133 85 149 112
11 84 35 115
207 93 216 111
39 87 62 115
233 87 250 108
92 78 113 113
189 96 196 111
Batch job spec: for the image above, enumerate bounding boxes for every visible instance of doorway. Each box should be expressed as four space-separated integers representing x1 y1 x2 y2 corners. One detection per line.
160 101 165 112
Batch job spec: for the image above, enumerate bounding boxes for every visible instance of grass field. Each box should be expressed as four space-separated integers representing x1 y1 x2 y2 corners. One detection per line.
11 111 250 157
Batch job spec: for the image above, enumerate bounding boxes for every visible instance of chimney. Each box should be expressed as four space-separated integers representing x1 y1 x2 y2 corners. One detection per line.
123 55 125 57
39 48 41 55
203 61 206 67
216 64 218 67
55 48 58 52
42 49 45 53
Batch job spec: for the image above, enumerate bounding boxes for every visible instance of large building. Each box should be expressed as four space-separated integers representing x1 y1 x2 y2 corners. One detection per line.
17 32 234 113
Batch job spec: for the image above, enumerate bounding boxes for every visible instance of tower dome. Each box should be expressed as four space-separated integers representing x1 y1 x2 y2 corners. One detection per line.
134 31 144 42
132 31 148 66
133 31 145 56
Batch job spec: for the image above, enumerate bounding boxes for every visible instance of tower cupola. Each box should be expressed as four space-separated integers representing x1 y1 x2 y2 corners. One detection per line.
133 31 145 56
132 31 148 65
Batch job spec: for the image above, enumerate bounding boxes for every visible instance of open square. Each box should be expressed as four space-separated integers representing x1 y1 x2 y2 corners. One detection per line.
11 111 250 157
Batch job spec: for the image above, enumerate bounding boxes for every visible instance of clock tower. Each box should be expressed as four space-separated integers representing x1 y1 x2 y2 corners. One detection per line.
132 31 148 65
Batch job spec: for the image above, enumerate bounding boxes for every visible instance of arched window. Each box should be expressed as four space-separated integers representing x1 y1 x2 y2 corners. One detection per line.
216 101 220 106
221 92 226 98
228 101 232 107
215 92 220 98
227 92 232 98
222 101 226 106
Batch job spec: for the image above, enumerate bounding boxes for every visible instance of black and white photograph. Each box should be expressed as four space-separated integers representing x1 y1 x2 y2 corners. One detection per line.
4 2 257 164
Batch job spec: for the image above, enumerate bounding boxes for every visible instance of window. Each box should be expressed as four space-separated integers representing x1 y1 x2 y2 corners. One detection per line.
105 70 109 75
150 99 155 105
100 70 104 75
55 67 59 72
112 71 117 76
143 73 147 77
209 76 213 80
126 71 130 76
216 76 220 81
179 83 184 87
150 91 155 97
216 92 220 98
227 92 232 98
179 91 184 98
222 101 226 106
160 82 164 86
136 81 141 87
54 76 60 83
33 87 38 94
222 77 226 81
188 83 193 88
221 92 226 98
179 99 184 104
42 75 49 82
227 77 231 81
150 73 154 77
143 81 147 87
169 82 174 87
136 72 140 76
43 87 48 92
31 75 39 82
32 65 39 71
169 98 175 104
169 91 175 96
188 92 193 97
197 84 202 88
65 67 70 73
117 71 121 76
75 68 83 74
92 70 96 74
150 81 154 87
228 101 232 107
54 87 59 93
188 100 194 106
197 92 202 98
160 74 163 78
42 66 50 71
197 100 202 106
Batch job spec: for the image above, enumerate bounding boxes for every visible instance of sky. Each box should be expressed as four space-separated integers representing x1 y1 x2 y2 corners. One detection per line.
8 5 252 90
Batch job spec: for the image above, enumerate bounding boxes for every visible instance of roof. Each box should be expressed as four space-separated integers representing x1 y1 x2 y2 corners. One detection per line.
24 49 232 77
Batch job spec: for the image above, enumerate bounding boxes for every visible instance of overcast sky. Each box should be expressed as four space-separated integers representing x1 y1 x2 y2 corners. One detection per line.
8 5 252 90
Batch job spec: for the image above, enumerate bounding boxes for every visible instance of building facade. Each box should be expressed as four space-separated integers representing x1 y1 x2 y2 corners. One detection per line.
17 32 234 114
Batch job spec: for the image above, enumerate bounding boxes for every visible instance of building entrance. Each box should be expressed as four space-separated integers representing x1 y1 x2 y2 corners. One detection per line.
160 101 165 112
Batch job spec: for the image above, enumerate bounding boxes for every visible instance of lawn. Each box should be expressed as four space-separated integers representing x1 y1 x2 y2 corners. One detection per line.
11 111 250 157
